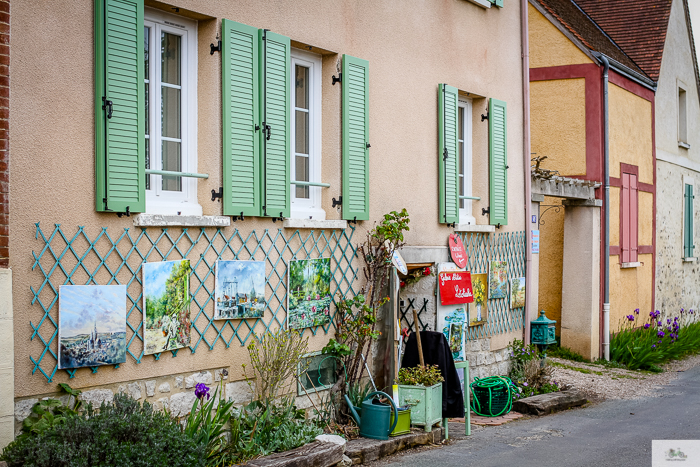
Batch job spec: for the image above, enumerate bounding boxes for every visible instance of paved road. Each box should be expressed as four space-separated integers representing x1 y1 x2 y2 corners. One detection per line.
375 364 700 467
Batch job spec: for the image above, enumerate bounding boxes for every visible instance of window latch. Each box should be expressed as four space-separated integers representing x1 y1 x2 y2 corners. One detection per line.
265 125 271 141
102 97 113 119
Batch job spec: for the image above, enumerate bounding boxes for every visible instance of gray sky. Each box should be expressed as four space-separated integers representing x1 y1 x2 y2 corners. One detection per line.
690 0 700 55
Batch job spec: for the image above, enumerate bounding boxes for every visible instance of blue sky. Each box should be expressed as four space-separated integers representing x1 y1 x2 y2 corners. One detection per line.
59 285 126 336
143 260 188 300
215 261 265 297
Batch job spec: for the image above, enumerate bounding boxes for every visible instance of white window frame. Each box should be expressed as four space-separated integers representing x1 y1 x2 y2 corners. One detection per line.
290 49 324 220
144 9 200 216
678 83 689 147
458 98 475 225
683 175 695 260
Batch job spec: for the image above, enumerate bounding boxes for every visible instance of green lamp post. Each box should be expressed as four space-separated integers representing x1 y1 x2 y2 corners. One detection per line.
531 310 556 363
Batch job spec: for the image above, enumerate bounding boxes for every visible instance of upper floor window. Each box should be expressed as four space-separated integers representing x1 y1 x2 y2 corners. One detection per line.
290 49 323 220
144 9 200 215
679 86 688 147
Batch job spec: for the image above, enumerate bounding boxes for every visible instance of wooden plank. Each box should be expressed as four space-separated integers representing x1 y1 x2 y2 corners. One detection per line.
244 441 343 467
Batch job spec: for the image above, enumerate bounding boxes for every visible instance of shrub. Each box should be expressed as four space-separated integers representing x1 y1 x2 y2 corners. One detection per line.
397 365 444 387
1 394 206 467
547 345 589 362
507 339 561 398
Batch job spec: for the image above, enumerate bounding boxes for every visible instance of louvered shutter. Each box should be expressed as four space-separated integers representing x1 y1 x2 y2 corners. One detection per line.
685 183 695 258
438 84 459 224
488 98 508 226
630 174 638 262
95 0 145 213
621 173 630 263
221 19 261 217
260 30 291 219
342 55 370 221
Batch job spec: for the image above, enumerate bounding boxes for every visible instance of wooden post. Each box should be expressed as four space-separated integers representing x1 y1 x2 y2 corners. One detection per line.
412 308 425 367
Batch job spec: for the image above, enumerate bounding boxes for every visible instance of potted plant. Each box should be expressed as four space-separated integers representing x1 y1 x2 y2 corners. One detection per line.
397 365 444 432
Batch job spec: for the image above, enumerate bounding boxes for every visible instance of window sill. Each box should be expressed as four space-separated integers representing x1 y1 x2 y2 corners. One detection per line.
683 257 697 263
282 219 348 230
133 214 231 228
464 0 491 8
620 262 641 269
454 224 496 233
679 141 691 149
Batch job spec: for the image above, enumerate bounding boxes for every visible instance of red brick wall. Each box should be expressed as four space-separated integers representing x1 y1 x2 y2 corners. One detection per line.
0 0 7 268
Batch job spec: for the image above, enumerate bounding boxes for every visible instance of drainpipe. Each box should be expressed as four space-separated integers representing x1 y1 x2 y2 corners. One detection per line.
600 55 611 361
521 0 533 344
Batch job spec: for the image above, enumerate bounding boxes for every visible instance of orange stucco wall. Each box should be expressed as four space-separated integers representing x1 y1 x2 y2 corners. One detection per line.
528 3 592 68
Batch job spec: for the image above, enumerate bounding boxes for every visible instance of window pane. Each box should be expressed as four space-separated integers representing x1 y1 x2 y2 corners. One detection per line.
459 142 464 209
145 138 150 190
295 110 309 155
144 26 150 78
145 27 150 190
295 155 309 199
161 32 181 86
162 140 182 191
145 82 150 137
161 86 181 139
295 65 309 110
458 107 464 141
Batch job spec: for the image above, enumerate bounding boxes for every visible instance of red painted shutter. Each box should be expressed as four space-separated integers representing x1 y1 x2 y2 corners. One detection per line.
621 173 630 263
630 174 638 262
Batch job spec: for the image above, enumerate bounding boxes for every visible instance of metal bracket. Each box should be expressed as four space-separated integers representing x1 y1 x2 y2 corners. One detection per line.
211 187 223 202
348 216 358 225
210 40 221 55
332 196 342 208
481 112 488 122
332 73 342 85
447 222 456 228
481 207 490 216
116 206 131 218
271 212 284 223
232 211 245 222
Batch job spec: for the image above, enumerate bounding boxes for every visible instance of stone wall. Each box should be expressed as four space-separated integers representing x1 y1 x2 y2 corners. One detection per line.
464 337 511 383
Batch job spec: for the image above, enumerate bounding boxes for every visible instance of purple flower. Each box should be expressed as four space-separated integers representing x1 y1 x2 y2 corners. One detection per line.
626 315 635 322
652 344 656 348
644 324 650 329
635 308 640 314
523 382 529 387
667 318 672 324
658 331 665 338
195 383 211 400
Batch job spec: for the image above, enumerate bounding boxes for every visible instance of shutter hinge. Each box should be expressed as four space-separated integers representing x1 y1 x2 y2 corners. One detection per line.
233 211 245 222
482 207 490 216
332 196 342 208
481 111 489 122
211 187 223 202
348 216 358 225
447 222 455 228
272 212 284 223
210 33 221 55
332 73 342 85
116 206 131 218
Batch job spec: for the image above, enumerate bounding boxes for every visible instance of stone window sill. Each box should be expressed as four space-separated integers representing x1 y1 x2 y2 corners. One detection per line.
679 141 691 149
683 257 697 263
282 219 348 229
133 214 230 227
620 262 641 269
454 224 496 233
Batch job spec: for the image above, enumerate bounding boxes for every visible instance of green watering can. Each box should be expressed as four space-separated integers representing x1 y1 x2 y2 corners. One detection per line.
345 391 398 440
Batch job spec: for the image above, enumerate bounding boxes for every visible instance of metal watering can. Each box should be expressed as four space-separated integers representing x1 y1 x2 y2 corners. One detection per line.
345 391 398 440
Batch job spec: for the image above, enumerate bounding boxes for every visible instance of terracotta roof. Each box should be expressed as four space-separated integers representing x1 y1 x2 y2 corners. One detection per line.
573 0 672 81
534 0 645 75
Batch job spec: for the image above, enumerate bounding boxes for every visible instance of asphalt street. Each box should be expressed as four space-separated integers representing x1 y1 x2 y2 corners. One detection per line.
376 364 700 467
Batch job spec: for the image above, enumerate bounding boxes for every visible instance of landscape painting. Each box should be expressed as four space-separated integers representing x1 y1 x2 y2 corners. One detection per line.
214 260 266 320
58 285 127 369
143 260 192 355
469 273 488 326
488 261 508 299
510 277 526 309
441 307 466 361
288 258 332 329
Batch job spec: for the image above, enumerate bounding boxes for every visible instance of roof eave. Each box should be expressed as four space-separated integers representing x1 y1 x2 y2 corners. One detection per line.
591 51 658 92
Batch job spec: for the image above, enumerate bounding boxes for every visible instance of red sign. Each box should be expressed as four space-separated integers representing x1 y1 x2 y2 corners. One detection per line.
439 271 474 305
448 234 468 269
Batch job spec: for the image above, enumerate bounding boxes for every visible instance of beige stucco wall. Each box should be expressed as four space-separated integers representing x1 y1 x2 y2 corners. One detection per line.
530 78 587 175
655 0 700 315
528 3 592 69
10 1 526 400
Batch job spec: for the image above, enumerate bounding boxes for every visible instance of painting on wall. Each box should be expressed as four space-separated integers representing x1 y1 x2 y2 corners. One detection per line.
510 277 526 309
441 307 467 361
288 258 332 329
469 273 488 326
488 261 508 299
58 285 127 369
214 261 266 320
143 260 192 355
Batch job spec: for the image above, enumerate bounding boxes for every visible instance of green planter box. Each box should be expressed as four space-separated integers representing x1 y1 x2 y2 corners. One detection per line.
398 383 442 432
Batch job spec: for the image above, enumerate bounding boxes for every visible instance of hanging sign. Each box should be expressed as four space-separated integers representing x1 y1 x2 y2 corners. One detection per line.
531 230 540 254
448 234 468 269
439 270 474 305
391 249 408 275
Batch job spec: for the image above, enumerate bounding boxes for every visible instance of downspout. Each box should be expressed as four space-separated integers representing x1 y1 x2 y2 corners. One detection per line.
600 55 611 361
521 0 533 344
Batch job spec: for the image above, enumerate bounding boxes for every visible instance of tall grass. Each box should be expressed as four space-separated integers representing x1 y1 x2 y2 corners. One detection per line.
610 308 700 371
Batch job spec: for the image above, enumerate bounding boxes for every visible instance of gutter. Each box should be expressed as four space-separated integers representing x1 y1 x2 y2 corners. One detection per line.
599 55 611 361
591 51 657 92
522 0 533 344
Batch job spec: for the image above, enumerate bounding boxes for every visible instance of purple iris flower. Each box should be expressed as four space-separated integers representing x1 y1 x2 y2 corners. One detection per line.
652 344 656 348
644 324 650 329
195 383 211 400
627 315 635 322
635 308 640 315
658 331 665 338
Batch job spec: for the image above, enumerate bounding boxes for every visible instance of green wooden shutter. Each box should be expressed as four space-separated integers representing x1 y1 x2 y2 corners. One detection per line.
342 55 370 221
489 98 508 226
221 19 261 217
94 0 145 213
489 0 504 7
260 30 291 219
438 84 459 225
685 183 695 257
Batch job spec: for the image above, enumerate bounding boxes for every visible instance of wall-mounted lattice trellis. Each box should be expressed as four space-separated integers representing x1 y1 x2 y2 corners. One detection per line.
458 231 526 340
30 223 359 383
399 297 430 333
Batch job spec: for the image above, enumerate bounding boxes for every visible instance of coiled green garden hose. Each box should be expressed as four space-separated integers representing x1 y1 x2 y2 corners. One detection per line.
469 376 518 417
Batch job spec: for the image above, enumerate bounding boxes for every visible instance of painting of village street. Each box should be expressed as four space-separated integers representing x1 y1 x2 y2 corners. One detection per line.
510 277 526 309
287 258 332 329
214 260 266 320
488 260 509 299
58 285 127 370
143 260 192 355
